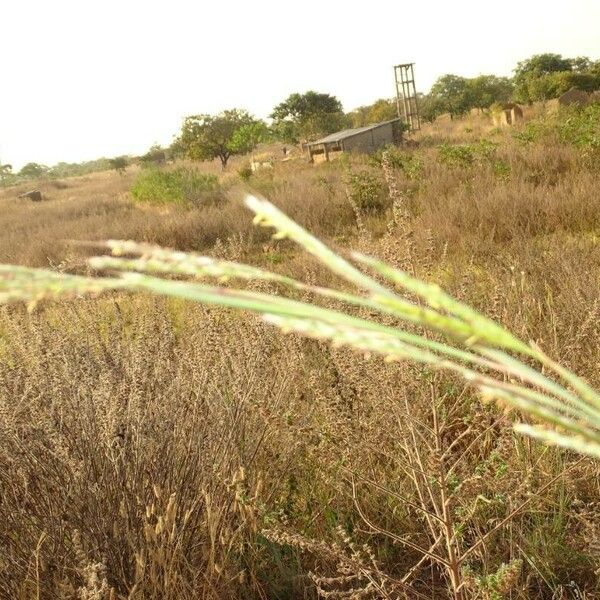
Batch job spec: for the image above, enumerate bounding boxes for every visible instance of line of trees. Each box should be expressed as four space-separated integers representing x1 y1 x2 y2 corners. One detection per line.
4 53 599 177
421 53 600 121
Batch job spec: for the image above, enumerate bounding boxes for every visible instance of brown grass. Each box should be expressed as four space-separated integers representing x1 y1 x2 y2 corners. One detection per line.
0 121 599 598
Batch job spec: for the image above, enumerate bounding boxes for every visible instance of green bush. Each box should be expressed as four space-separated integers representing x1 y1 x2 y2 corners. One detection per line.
438 143 476 167
345 171 387 212
237 164 253 182
557 102 600 149
438 140 500 168
131 168 225 207
370 146 423 180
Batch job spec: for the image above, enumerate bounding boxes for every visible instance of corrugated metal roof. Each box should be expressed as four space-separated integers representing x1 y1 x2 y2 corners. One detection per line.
308 118 401 146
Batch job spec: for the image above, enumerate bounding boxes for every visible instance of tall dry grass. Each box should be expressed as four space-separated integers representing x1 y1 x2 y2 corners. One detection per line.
0 121 599 598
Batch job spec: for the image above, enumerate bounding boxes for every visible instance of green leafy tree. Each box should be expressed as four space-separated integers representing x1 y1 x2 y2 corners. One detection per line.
589 60 600 79
514 53 574 82
512 53 597 103
139 144 167 168
467 75 514 111
271 91 348 142
348 98 398 127
176 109 256 169
570 56 593 73
229 121 269 155
109 156 129 175
418 92 447 122
428 74 471 118
18 162 49 179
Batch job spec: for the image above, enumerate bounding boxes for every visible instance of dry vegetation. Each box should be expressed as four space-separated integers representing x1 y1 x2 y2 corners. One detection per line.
0 112 599 599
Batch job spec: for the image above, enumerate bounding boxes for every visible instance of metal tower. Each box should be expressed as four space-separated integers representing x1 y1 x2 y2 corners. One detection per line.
394 63 421 133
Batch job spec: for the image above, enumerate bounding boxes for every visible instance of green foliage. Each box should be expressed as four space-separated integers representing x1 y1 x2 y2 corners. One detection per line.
345 171 387 213
109 156 129 175
516 71 600 103
428 74 471 118
513 53 600 103
370 146 423 180
463 559 523 600
47 158 113 178
271 91 348 142
466 75 514 111
419 92 447 122
176 109 257 168
237 163 253 182
139 145 167 168
348 98 398 127
513 103 600 159
514 53 575 81
18 162 49 178
438 140 507 177
438 143 477 167
512 120 551 145
130 168 224 207
230 121 269 155
557 102 600 147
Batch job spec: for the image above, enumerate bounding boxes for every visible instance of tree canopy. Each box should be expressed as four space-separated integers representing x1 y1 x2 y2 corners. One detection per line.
271 91 348 142
18 163 49 178
348 98 398 128
466 75 513 111
176 109 260 169
427 74 471 119
513 53 600 102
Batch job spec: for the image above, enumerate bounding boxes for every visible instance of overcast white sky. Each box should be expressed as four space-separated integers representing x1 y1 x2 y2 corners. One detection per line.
1 0 600 169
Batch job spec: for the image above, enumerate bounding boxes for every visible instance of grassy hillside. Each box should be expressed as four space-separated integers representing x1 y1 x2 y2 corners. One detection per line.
0 109 599 599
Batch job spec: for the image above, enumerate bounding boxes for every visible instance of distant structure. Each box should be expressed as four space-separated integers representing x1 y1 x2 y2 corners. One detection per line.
558 87 590 107
394 63 420 133
306 119 403 163
250 152 274 172
492 103 523 127
18 189 43 202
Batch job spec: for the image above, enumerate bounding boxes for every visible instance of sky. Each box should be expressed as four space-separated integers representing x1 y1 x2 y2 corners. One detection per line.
1 0 600 170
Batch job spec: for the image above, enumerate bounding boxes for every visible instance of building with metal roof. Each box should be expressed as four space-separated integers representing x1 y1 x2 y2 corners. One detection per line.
306 118 403 163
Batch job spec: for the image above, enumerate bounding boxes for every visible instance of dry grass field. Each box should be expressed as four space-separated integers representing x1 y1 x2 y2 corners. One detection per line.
0 111 599 599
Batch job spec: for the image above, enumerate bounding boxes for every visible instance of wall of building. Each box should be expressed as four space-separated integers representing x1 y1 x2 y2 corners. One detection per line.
342 123 395 153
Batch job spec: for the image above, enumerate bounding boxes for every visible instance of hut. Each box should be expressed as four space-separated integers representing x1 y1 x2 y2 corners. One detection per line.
492 103 523 128
558 87 590 108
18 189 43 202
306 119 403 163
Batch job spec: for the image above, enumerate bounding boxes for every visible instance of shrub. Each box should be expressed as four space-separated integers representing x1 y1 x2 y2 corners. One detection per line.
438 140 500 168
109 156 129 175
557 103 600 149
438 143 476 167
237 163 253 182
345 171 387 213
130 168 225 207
370 146 423 180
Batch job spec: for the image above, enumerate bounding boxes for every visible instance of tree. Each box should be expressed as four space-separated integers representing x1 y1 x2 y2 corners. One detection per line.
139 144 167 168
109 156 129 175
516 70 600 103
348 98 398 127
0 163 12 181
512 53 595 103
271 91 348 142
466 75 513 111
176 109 256 169
229 121 269 155
18 162 49 178
428 74 471 118
514 53 574 82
